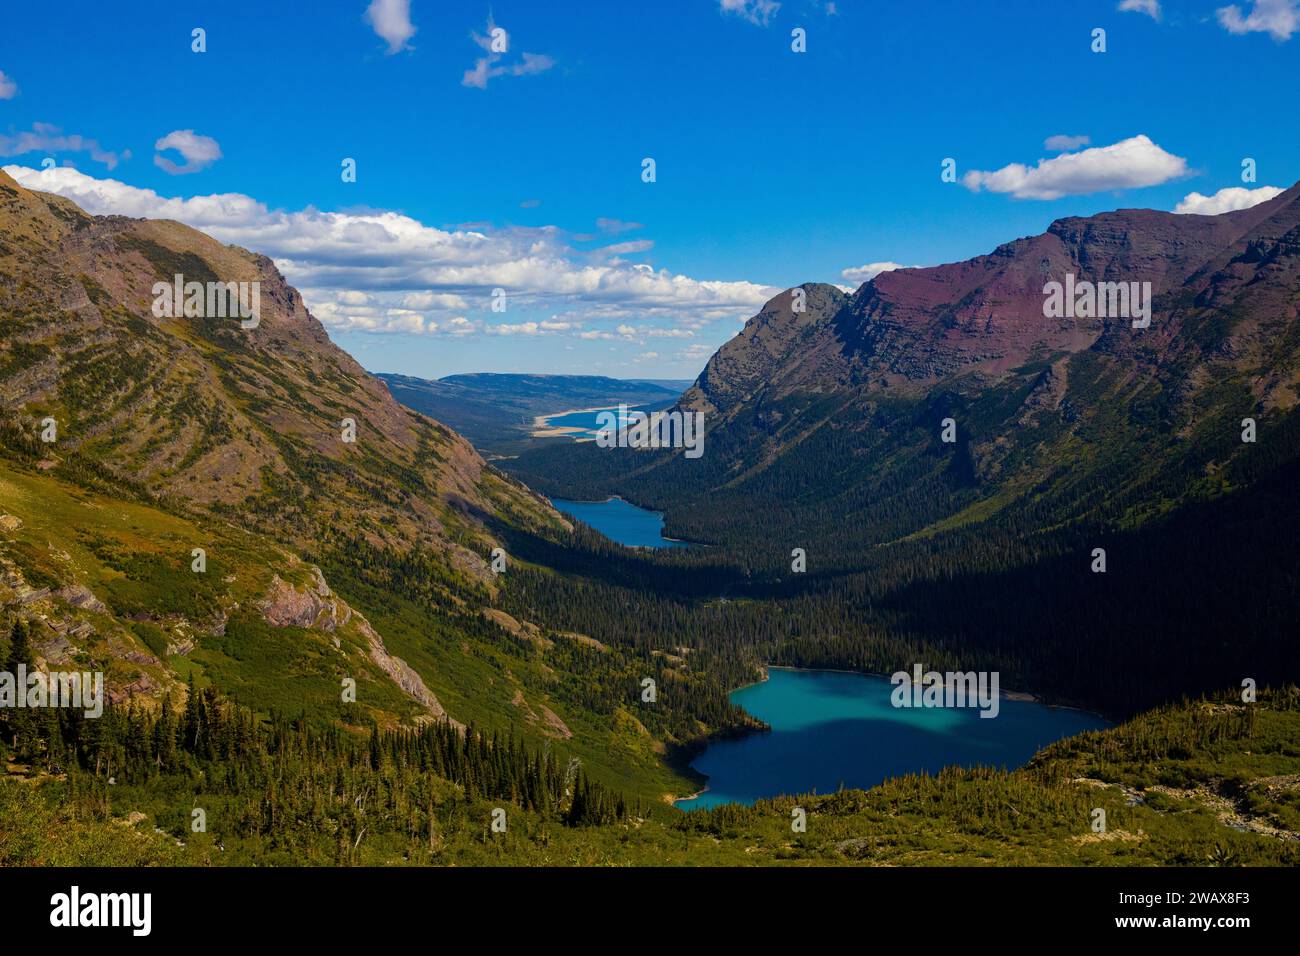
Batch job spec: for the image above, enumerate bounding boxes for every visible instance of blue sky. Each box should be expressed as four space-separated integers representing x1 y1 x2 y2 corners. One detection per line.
2 0 1298 379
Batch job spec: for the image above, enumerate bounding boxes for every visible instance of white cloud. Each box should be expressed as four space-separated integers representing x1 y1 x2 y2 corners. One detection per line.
596 217 643 234
307 290 448 335
154 130 222 175
1173 184 1284 215
365 0 416 54
0 70 17 99
573 323 695 343
1217 0 1299 39
5 164 776 337
400 291 468 310
0 122 129 169
462 17 555 89
1044 134 1090 152
720 0 781 26
840 261 911 285
962 135 1188 201
483 319 584 336
676 343 714 362
443 317 480 336
599 239 654 256
487 322 544 336
1118 0 1161 19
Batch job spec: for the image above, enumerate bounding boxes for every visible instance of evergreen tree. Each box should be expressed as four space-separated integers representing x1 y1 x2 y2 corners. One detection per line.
3 619 34 753
5 618 31 674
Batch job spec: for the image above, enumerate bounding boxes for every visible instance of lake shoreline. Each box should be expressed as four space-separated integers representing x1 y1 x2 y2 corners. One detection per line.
531 404 622 439
549 495 708 548
671 663 1112 808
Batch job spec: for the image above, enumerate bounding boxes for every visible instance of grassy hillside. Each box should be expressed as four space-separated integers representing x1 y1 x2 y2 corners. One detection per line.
4 687 1296 866
0 456 703 808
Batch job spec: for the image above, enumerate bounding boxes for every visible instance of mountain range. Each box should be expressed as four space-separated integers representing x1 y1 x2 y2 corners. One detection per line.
503 181 1300 714
2 167 1298 866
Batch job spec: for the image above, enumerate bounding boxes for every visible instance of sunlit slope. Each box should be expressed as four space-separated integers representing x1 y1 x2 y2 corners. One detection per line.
0 167 697 802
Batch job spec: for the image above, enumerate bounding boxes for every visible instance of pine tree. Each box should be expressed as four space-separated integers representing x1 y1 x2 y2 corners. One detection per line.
368 719 383 771
3 619 34 752
154 693 178 770
182 672 202 753
5 618 31 674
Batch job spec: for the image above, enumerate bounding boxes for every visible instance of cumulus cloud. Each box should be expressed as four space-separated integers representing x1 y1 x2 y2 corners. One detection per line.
676 343 715 362
1173 184 1284 215
365 0 416 54
0 70 17 99
961 135 1188 200
720 0 781 26
1217 0 1299 40
462 18 555 89
400 291 468 310
306 290 443 334
0 122 129 169
840 261 911 285
153 130 222 175
5 164 775 338
1118 0 1161 19
1044 134 1090 151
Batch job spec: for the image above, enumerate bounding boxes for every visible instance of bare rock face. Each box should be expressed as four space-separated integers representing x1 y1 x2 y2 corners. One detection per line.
259 572 346 632
355 615 459 728
510 688 573 739
57 584 107 614
482 608 552 650
683 284 850 417
258 566 455 726
107 673 159 705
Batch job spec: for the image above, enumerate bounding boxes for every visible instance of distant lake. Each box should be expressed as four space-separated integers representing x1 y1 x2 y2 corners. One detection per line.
677 667 1109 810
542 403 667 440
549 496 691 549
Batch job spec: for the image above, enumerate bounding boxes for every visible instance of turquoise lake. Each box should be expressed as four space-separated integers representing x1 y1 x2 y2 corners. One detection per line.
544 404 660 440
677 667 1109 810
549 496 690 549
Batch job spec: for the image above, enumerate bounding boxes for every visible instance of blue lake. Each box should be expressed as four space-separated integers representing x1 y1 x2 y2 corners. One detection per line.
544 404 658 440
677 667 1109 810
549 496 690 549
